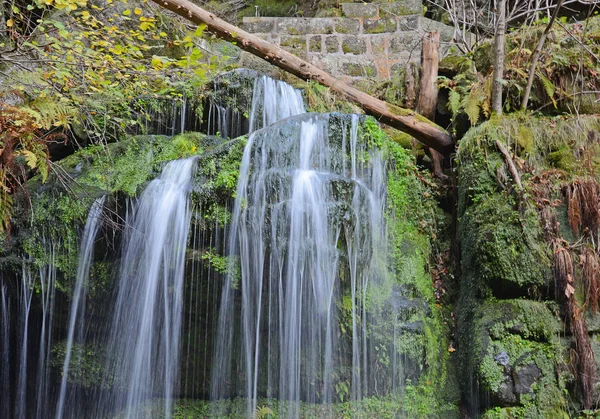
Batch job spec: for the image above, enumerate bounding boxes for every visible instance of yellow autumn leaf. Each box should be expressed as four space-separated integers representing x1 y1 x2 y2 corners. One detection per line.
151 56 162 69
19 150 38 170
122 9 131 16
6 19 14 27
134 7 142 15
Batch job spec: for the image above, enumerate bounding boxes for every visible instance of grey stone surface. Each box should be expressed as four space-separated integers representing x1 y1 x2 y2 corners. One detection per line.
280 36 306 50
341 3 379 18
370 34 388 55
420 17 455 42
398 15 420 31
324 35 340 53
363 17 397 34
241 11 459 81
341 36 367 55
242 17 277 33
513 363 541 395
380 0 422 16
340 60 377 78
334 18 361 34
389 32 421 54
495 351 510 366
308 35 322 53
309 54 338 74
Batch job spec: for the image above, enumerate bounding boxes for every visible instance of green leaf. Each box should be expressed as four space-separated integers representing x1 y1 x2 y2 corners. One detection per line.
538 72 556 108
448 90 461 115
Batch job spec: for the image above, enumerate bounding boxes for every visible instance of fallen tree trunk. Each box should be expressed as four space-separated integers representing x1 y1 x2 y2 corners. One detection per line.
150 0 454 154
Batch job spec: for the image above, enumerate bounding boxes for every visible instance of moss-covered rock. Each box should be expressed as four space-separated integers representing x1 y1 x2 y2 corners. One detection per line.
473 300 564 410
456 113 600 417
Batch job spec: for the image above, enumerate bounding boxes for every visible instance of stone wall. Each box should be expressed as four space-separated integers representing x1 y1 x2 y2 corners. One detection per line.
240 1 456 82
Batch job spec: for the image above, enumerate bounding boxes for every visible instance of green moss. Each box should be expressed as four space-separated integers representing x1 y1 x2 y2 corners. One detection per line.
454 114 598 416
547 147 576 171
60 133 203 197
21 191 91 279
195 135 247 199
469 300 566 416
302 81 361 114
357 118 459 415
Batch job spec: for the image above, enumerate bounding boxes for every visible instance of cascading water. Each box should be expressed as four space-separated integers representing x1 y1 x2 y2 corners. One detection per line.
211 111 395 418
0 73 423 418
55 195 106 419
249 75 306 132
35 253 58 419
1 284 10 419
95 157 197 419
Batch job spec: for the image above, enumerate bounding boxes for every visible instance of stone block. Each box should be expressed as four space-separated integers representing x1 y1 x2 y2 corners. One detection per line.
370 34 388 55
341 3 379 18
341 36 367 55
397 15 420 31
308 35 322 53
363 17 397 34
266 33 280 45
390 58 412 75
277 18 311 35
280 35 307 50
420 17 455 43
340 61 377 78
308 18 335 34
241 17 277 33
380 0 422 16
389 32 421 54
309 54 338 74
333 18 361 34
324 35 340 53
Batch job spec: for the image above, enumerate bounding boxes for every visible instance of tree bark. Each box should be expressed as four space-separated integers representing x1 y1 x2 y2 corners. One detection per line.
417 32 444 177
150 0 454 154
520 0 564 110
492 0 507 115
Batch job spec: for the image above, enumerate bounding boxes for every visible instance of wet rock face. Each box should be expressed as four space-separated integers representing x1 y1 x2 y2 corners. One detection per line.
489 356 542 407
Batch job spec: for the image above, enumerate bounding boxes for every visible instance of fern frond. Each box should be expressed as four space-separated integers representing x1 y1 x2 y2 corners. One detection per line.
448 90 462 115
538 72 557 108
463 84 484 125
28 97 78 129
254 405 273 419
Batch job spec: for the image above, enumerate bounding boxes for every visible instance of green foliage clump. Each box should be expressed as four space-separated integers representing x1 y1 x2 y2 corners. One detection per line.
51 341 111 388
195 136 247 199
20 191 89 278
61 132 203 196
303 82 362 115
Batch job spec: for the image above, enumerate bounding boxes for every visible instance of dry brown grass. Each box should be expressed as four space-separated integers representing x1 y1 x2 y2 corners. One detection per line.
566 179 600 238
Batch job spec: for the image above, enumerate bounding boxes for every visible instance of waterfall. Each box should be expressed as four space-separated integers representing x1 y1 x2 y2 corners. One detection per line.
96 157 197 418
55 196 106 419
249 75 305 132
211 112 391 418
16 266 34 419
1 285 10 419
35 251 58 419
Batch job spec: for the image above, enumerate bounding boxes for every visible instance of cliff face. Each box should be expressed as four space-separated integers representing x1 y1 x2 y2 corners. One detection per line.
456 114 600 417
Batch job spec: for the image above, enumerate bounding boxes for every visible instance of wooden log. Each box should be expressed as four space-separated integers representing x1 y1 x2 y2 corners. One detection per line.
417 31 445 177
150 0 455 154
